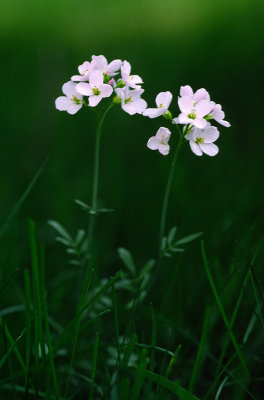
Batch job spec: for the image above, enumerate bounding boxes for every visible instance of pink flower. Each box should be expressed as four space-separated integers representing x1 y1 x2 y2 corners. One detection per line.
120 61 143 89
175 96 212 129
143 91 172 118
185 126 219 156
55 81 83 114
76 70 113 107
115 87 147 115
147 127 171 155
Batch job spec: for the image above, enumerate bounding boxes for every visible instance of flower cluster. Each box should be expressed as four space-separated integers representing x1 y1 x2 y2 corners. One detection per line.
145 85 230 157
55 55 147 115
55 55 231 157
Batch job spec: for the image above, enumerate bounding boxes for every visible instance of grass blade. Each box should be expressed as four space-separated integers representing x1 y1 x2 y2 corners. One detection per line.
89 332 100 400
24 268 32 399
201 240 250 379
131 348 148 400
189 306 211 393
0 158 48 239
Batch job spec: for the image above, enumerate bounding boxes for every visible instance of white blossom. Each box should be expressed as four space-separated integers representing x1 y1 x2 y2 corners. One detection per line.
115 87 147 115
175 96 212 129
185 126 219 156
76 70 113 107
120 60 143 89
147 127 171 155
143 91 172 118
55 81 83 114
92 55 123 76
71 61 96 82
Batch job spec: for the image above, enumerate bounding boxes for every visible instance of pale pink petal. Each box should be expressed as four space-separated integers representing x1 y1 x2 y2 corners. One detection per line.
143 108 165 118
134 99 147 113
147 137 159 150
217 119 231 127
195 100 212 117
100 84 113 98
184 132 193 140
67 103 82 115
178 113 192 125
156 127 171 142
200 143 219 156
89 70 104 88
193 118 207 129
76 82 93 96
202 126 219 143
158 144 170 155
71 75 88 82
178 96 193 113
122 60 131 76
122 104 136 115
180 85 193 97
62 81 78 97
189 127 201 140
156 91 172 110
190 141 203 156
78 61 92 75
130 89 144 100
92 55 108 71
193 88 210 102
89 95 102 107
108 59 123 74
55 96 72 111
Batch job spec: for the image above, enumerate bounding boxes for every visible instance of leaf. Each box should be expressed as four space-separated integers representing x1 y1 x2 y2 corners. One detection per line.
175 232 203 246
139 260 155 278
167 226 177 245
47 220 72 242
118 248 136 276
127 368 200 400
75 229 86 246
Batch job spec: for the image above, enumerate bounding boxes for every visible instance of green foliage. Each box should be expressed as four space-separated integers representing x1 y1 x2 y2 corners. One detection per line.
162 226 202 257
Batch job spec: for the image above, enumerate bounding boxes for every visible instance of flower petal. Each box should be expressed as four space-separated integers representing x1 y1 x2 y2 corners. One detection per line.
202 126 219 143
62 81 78 97
108 59 123 74
158 144 170 155
121 60 131 76
193 118 207 129
178 96 193 113
133 98 147 113
156 91 172 110
92 55 108 71
156 127 171 143
100 84 113 98
76 82 93 96
200 143 219 156
55 96 72 111
143 108 165 118
193 88 210 102
89 95 102 107
190 141 203 156
89 70 104 88
67 103 82 115
147 136 159 150
180 85 193 97
195 100 212 117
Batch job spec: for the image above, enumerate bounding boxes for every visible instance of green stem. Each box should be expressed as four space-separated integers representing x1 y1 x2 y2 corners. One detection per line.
85 102 114 259
158 128 183 263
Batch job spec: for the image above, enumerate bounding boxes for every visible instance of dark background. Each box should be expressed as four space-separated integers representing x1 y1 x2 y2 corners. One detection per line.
1 0 264 345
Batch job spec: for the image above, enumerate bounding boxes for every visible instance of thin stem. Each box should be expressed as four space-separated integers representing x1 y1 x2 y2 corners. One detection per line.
85 102 114 259
158 127 183 264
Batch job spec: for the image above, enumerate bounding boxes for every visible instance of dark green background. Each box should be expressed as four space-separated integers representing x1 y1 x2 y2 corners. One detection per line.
1 0 264 335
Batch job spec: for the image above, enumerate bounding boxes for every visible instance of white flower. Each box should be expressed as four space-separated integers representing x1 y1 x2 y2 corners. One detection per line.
180 85 210 102
175 96 212 129
209 102 231 127
120 60 143 89
147 127 171 155
92 55 123 76
55 81 83 114
76 70 113 107
143 91 172 118
185 126 219 156
71 61 96 82
115 87 147 115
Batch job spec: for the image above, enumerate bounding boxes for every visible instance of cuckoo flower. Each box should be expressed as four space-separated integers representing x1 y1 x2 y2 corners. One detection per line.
208 102 231 127
175 97 212 129
115 87 147 115
185 126 219 156
143 91 173 119
147 127 171 155
71 61 96 82
120 60 143 89
180 85 210 102
76 70 113 107
92 55 123 77
55 81 83 115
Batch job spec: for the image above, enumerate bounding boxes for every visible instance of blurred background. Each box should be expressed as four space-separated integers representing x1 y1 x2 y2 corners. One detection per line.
1 0 264 393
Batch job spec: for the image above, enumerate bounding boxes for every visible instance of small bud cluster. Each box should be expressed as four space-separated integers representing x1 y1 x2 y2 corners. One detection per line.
55 56 230 157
